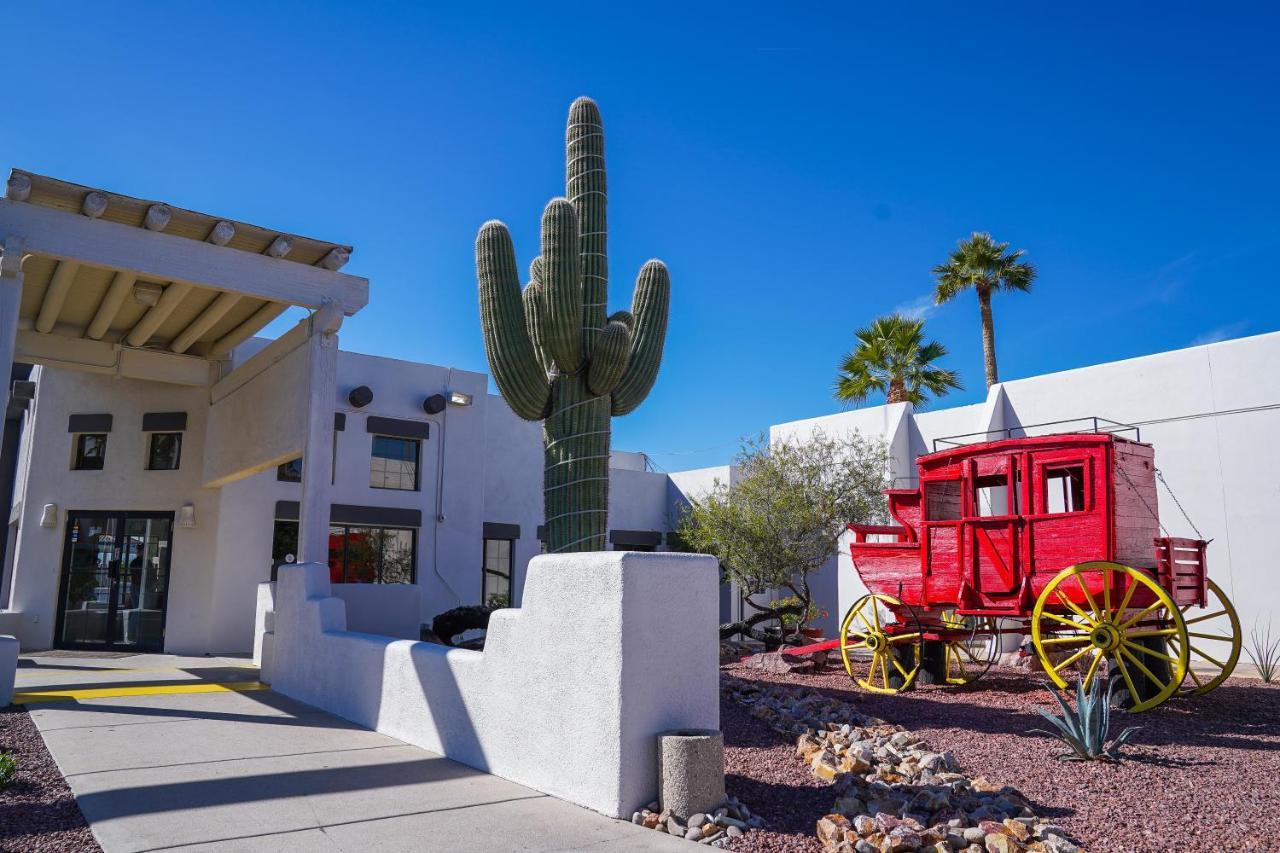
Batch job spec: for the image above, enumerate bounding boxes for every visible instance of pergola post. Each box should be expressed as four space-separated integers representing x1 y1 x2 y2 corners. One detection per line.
0 239 24 406
297 301 343 564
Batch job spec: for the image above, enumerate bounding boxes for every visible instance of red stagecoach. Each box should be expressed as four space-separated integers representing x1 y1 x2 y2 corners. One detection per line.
832 425 1241 712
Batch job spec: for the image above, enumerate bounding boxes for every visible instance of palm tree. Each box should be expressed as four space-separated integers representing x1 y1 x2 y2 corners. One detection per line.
932 232 1036 388
834 314 961 407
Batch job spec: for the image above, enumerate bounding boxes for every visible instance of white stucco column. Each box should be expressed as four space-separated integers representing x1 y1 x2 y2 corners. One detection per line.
0 239 24 407
298 301 342 563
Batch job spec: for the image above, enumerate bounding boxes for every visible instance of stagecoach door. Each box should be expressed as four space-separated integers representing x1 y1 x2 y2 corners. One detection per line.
964 456 1022 595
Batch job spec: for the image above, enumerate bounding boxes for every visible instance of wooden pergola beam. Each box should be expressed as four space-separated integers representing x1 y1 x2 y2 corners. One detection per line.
125 282 193 347
209 302 289 356
170 292 242 354
33 260 80 333
85 271 137 340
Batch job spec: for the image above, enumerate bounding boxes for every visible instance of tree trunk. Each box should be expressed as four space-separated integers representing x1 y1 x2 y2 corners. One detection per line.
978 286 999 388
887 378 906 404
543 373 611 552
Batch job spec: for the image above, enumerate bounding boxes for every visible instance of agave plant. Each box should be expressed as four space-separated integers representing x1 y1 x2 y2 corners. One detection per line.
1029 677 1141 762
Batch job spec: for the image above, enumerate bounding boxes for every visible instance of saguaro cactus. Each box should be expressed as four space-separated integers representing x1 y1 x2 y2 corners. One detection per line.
476 97 671 553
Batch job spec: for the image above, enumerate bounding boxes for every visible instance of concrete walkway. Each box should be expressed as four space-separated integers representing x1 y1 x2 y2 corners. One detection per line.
15 654 688 852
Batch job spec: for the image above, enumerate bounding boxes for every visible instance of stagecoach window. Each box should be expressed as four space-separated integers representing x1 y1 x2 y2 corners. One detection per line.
1046 465 1086 513
973 474 1009 517
925 480 962 520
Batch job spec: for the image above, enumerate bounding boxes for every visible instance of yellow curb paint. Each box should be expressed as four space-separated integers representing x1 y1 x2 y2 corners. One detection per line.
17 664 259 678
11 681 267 704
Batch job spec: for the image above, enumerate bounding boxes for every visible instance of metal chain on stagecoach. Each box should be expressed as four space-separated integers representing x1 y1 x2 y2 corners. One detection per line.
1114 462 1169 537
1155 469 1206 540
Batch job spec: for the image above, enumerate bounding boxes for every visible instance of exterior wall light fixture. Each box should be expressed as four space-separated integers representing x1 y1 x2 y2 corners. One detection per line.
39 503 58 528
178 502 196 528
448 391 473 407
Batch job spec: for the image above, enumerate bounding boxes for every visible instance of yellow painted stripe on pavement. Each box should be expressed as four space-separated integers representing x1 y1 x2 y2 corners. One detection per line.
11 681 268 704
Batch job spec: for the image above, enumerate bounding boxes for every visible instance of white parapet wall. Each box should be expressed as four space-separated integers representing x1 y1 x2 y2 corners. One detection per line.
271 550 720 818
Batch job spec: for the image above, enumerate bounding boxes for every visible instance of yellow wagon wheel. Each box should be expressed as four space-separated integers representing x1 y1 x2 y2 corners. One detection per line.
939 610 1000 685
1168 578 1241 695
840 593 921 694
1030 561 1189 713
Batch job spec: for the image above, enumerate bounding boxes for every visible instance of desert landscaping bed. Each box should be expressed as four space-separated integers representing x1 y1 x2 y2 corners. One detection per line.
720 662 1279 852
0 706 100 852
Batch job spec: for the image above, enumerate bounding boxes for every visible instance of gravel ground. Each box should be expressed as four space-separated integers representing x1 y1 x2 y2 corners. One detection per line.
722 662 1279 853
0 706 100 852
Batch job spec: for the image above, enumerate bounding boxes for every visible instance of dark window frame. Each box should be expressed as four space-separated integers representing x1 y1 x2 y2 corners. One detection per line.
277 457 303 483
329 524 417 584
369 435 421 491
146 432 183 471
482 537 515 607
73 433 108 471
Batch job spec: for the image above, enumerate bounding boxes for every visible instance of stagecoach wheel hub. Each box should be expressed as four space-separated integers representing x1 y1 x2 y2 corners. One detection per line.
1030 561 1190 713
839 593 921 695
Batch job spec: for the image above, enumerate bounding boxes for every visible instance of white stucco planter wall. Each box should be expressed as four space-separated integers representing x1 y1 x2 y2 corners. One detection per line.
331 583 422 639
271 550 720 818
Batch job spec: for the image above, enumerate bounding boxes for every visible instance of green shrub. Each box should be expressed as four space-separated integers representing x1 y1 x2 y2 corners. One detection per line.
0 752 17 788
1029 676 1141 762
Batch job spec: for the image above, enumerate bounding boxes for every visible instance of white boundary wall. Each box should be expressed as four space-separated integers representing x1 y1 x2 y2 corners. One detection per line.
271 551 720 818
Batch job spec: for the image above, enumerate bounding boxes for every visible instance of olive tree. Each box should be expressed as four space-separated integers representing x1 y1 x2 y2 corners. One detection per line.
677 430 889 643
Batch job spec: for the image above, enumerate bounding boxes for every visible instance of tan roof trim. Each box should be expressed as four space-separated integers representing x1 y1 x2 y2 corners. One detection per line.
6 169 352 269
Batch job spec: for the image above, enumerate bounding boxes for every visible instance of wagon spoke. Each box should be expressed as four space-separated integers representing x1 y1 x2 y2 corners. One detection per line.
856 611 875 633
890 654 910 679
1119 644 1167 689
1051 645 1092 674
1082 649 1104 689
1112 652 1142 704
888 632 920 643
1041 635 1091 646
1187 667 1204 688
1054 589 1097 626
870 600 882 630
1126 643 1178 664
1127 628 1178 638
1073 571 1102 619
1040 611 1091 631
1184 610 1228 627
1190 645 1227 670
1102 572 1112 613
1118 600 1163 630
1114 577 1139 621
880 652 891 687
1187 631 1234 643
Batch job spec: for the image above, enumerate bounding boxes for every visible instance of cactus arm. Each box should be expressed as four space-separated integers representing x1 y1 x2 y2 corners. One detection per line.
476 221 551 420
540 198 584 373
607 309 634 331
611 260 670 415
587 320 632 396
524 257 554 375
567 97 608 359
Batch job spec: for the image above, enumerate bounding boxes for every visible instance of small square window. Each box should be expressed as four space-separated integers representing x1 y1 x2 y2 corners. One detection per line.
73 434 107 470
973 474 1008 517
370 436 420 491
277 457 303 483
1046 466 1086 513
147 433 182 470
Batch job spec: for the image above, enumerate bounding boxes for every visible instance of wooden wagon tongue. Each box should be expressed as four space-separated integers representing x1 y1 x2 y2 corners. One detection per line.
823 430 1240 712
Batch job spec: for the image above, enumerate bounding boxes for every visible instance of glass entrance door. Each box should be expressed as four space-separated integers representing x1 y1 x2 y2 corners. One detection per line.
56 512 173 651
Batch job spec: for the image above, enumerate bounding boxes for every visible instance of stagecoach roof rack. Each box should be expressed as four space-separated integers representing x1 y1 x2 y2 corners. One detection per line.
931 416 1141 452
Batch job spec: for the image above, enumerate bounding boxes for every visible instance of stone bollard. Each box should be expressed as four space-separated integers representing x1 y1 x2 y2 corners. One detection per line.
658 729 725 820
0 635 18 706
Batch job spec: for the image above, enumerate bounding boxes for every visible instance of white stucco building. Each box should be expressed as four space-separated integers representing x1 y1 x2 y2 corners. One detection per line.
0 167 1275 657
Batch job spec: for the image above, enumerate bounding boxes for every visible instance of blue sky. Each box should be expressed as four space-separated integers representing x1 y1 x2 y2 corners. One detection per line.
6 2 1278 469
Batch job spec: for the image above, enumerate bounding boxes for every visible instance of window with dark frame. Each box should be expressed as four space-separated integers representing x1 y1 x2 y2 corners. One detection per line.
73 434 108 470
327 525 416 584
369 436 420 490
482 538 513 608
277 457 303 483
1045 465 1087 514
147 432 183 470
